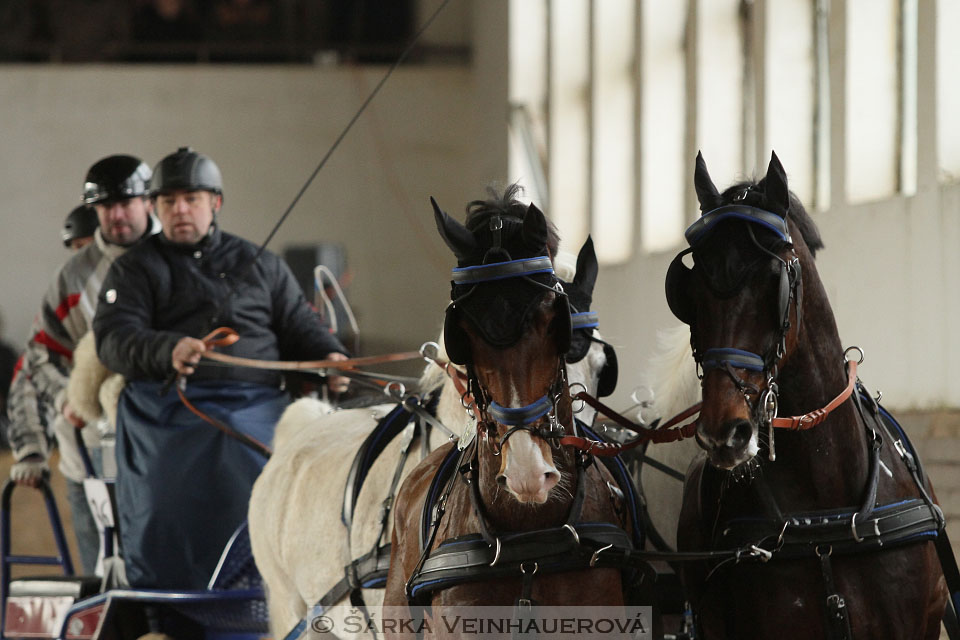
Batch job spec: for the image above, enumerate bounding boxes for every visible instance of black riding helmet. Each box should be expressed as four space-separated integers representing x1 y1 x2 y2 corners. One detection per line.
62 205 99 247
149 147 223 197
83 155 152 205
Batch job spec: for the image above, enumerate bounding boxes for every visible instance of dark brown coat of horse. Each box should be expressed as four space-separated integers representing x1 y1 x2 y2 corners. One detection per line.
672 152 947 639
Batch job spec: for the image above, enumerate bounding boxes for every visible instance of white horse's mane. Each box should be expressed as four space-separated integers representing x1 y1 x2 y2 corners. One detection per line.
644 324 701 423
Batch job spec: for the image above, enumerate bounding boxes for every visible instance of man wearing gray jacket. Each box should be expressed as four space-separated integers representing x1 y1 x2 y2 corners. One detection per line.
6 154 158 574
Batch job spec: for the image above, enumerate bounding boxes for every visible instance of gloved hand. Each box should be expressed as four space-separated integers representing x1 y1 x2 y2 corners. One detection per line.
10 454 49 488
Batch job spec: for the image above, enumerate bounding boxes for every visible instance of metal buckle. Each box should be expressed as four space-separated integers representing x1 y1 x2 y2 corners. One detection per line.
589 543 613 567
850 512 865 543
893 439 908 460
489 537 502 566
749 545 772 562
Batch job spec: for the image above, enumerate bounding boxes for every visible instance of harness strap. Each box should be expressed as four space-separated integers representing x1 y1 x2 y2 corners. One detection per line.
570 311 599 330
406 524 635 603
315 544 393 611
516 562 538 634
558 392 697 455
451 256 555 285
817 548 854 640
935 529 960 620
717 498 942 558
488 397 553 426
770 360 858 430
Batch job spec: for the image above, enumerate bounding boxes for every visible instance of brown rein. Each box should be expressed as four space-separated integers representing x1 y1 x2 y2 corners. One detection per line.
560 358 860 457
174 327 427 458
198 327 423 371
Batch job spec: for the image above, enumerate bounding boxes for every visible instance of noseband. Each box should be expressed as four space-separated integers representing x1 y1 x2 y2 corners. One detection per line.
474 361 570 455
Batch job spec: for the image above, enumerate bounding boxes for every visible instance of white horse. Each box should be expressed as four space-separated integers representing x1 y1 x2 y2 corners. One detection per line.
247 252 613 639
638 324 703 549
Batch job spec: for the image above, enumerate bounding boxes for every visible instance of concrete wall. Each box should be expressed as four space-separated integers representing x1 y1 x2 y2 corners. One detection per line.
0 62 497 363
1 0 957 414
595 180 960 413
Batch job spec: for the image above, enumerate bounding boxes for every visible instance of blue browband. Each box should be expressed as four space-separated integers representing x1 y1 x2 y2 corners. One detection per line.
451 256 555 285
570 311 599 330
701 348 766 372
685 205 791 247
487 397 553 426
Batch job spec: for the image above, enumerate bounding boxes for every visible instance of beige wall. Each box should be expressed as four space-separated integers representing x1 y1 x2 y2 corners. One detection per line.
594 181 960 413
0 63 500 364
2 0 956 413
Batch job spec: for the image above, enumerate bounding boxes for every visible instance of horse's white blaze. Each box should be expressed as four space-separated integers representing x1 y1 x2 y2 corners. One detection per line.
499 430 559 504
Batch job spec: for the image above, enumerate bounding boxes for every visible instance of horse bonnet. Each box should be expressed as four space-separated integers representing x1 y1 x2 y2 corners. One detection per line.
439 202 571 366
666 203 797 329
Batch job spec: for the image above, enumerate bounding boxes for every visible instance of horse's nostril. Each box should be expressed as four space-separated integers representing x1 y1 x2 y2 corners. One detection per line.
728 420 753 450
496 475 507 488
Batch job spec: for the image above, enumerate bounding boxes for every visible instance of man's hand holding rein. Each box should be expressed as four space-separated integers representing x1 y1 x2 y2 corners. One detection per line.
172 336 207 376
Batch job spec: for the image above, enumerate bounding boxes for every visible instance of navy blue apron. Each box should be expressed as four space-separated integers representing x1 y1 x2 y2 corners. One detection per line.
115 380 288 590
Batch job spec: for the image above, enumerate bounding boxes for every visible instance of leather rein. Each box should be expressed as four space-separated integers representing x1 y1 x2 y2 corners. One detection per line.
555 357 859 458
173 327 427 457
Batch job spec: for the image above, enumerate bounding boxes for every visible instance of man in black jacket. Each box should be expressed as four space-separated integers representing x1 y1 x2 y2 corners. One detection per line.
93 147 348 589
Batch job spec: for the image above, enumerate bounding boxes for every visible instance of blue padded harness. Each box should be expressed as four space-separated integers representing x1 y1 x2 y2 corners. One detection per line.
701 348 766 373
487 396 553 426
570 311 599 330
451 256 555 285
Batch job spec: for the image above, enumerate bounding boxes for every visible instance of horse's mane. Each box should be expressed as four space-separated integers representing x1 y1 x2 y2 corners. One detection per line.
465 182 561 258
720 180 824 258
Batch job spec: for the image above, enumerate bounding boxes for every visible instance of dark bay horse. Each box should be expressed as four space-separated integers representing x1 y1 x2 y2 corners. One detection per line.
383 187 638 636
668 152 948 639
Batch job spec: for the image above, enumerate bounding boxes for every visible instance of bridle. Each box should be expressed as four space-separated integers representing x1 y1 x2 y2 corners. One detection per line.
473 361 570 456
668 202 804 460
444 213 576 455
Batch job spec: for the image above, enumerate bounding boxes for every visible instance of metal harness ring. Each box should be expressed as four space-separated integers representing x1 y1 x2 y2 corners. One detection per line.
843 345 865 365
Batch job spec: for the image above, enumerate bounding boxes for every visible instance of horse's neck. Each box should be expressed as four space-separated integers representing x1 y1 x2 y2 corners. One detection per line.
766 268 871 508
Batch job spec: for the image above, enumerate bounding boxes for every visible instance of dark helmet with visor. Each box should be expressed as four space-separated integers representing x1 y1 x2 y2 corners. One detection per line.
62 205 99 247
150 147 223 197
83 155 152 205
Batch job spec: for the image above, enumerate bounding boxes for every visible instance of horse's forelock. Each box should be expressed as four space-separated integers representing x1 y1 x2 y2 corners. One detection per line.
464 183 560 259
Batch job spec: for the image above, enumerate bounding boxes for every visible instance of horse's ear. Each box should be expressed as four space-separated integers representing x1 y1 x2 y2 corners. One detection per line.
432 196 477 261
522 202 550 252
763 151 790 217
573 235 598 298
694 151 721 214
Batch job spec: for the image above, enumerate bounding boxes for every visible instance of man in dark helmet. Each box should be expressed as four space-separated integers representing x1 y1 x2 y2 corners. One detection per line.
6 154 159 576
93 147 348 590
62 204 99 251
